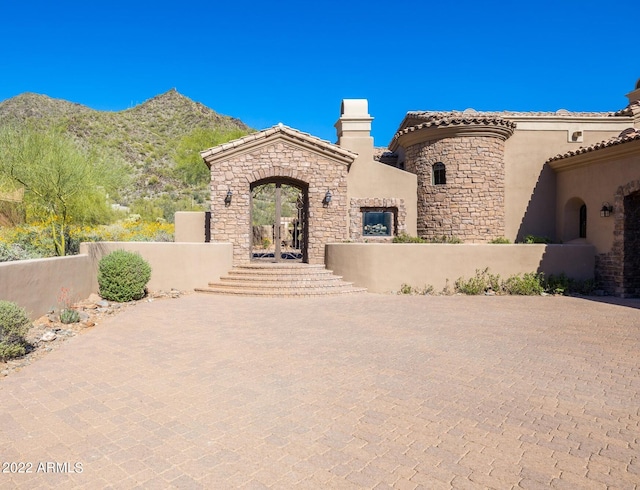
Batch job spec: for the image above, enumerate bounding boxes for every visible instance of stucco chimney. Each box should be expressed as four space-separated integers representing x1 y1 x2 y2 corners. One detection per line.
335 99 374 162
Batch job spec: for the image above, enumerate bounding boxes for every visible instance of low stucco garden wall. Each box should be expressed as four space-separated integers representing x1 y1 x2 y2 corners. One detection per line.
80 242 233 294
0 255 93 320
1 242 233 319
325 243 595 293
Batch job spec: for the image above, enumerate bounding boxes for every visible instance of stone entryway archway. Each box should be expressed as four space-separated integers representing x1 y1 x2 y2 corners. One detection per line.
200 125 355 265
250 178 308 263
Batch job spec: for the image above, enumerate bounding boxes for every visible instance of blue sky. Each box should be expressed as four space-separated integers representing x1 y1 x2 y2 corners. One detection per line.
1 0 637 146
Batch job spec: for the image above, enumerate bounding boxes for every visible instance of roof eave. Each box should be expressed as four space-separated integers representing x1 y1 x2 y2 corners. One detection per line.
201 125 358 167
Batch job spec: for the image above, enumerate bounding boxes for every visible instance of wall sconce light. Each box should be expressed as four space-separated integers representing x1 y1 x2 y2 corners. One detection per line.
224 189 233 207
323 190 332 207
600 202 613 217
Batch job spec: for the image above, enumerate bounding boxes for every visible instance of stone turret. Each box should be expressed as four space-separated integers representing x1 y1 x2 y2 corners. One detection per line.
390 112 515 242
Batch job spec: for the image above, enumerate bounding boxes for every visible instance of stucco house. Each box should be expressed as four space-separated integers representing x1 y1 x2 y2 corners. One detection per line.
187 78 640 297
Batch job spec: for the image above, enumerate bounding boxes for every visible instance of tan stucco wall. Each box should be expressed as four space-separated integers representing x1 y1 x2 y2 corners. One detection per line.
175 211 207 242
81 242 233 293
341 135 418 236
0 242 233 319
504 126 627 242
553 143 640 253
325 243 595 293
0 255 93 320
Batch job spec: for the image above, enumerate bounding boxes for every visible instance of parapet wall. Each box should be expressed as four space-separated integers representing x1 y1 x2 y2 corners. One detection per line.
325 243 595 293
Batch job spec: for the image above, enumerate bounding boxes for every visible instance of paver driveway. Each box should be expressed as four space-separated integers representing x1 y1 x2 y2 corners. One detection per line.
1 294 639 489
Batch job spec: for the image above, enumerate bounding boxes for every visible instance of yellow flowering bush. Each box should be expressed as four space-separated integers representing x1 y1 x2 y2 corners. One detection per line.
0 219 174 261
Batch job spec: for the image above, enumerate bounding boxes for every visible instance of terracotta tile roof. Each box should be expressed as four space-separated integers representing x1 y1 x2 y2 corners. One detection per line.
615 100 640 118
547 128 640 163
391 112 517 144
406 109 619 119
200 123 357 161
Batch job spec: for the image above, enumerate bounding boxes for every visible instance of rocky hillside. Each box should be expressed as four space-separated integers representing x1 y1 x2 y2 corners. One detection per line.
0 90 251 204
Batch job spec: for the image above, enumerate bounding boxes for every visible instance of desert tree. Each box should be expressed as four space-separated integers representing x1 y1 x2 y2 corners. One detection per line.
0 124 126 255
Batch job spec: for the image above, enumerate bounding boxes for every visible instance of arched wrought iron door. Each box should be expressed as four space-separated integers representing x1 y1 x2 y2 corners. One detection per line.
250 179 307 262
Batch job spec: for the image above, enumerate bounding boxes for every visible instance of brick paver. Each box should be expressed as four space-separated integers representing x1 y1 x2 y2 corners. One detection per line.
1 294 639 488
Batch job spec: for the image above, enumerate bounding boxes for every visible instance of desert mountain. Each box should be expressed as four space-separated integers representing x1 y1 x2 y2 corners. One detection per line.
0 90 252 204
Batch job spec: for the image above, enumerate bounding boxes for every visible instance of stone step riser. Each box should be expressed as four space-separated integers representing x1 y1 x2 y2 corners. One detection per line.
234 264 326 269
197 264 367 297
220 276 343 283
208 282 355 290
195 287 366 297
227 270 335 277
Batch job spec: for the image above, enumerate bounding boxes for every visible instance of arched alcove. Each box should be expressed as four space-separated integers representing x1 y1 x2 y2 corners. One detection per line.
562 197 587 242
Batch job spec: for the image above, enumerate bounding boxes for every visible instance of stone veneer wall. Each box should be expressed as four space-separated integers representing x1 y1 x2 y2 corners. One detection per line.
596 180 640 297
209 141 348 264
404 136 506 242
349 198 406 242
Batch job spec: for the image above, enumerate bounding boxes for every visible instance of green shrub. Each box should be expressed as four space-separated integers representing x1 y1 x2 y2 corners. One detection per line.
0 242 42 262
429 235 463 244
523 234 552 244
392 233 462 244
60 308 80 324
455 268 501 295
98 250 152 302
0 301 30 361
400 284 413 294
489 237 511 244
393 233 427 243
545 273 570 295
502 272 545 295
544 273 597 296
399 284 434 295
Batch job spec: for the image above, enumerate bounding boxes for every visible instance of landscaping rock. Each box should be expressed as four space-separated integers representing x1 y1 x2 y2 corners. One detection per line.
41 331 57 342
87 293 102 303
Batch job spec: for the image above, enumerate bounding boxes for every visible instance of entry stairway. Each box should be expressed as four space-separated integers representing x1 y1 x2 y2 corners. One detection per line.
195 263 367 297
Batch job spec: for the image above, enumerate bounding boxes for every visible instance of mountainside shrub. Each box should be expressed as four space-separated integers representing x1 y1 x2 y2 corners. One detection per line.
0 301 30 361
98 250 151 302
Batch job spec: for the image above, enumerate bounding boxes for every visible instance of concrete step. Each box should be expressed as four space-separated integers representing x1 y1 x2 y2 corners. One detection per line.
195 285 367 297
196 263 367 297
207 280 355 290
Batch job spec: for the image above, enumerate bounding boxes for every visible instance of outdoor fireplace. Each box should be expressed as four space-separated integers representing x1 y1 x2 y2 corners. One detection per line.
362 210 393 236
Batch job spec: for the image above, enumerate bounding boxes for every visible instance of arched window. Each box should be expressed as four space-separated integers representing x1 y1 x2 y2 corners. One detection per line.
432 162 446 185
579 204 587 238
